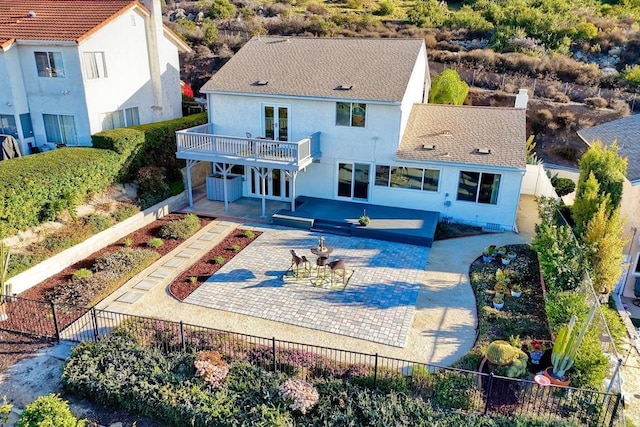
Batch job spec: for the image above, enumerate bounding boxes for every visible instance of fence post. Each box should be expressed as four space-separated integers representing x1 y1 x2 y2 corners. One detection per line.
91 307 99 341
49 301 60 342
272 337 277 373
180 321 186 352
373 353 379 388
608 392 622 427
483 373 494 415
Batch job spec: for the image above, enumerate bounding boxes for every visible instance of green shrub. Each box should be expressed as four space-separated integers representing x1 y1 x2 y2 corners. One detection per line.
552 177 576 197
229 244 241 252
6 252 39 278
16 394 85 427
0 147 123 237
375 0 395 15
430 370 482 411
72 268 93 280
81 213 114 233
30 229 81 257
112 202 139 222
242 229 255 238
147 237 163 248
159 214 200 240
121 237 134 247
622 64 640 88
91 128 145 180
212 256 225 265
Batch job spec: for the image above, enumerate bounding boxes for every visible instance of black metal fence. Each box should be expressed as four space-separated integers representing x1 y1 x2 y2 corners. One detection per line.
0 295 622 425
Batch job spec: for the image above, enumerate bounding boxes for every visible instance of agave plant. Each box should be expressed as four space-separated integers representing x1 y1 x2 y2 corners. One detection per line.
550 305 596 379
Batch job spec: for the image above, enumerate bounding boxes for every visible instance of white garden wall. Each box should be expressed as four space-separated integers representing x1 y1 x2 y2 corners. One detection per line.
7 192 188 295
521 164 558 199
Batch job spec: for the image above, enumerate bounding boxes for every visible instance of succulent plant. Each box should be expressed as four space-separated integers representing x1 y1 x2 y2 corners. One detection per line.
551 305 596 379
485 340 518 365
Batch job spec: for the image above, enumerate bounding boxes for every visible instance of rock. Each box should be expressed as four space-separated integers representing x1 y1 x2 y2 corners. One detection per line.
109 423 124 427
196 11 204 22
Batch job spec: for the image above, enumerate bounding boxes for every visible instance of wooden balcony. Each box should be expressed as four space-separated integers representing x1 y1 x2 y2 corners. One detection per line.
176 123 320 170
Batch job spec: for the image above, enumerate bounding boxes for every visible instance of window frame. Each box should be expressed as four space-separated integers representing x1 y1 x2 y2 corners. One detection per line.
35 51 65 78
83 51 107 79
336 102 366 128
633 252 640 276
43 113 77 145
100 107 140 130
374 164 440 192
456 171 501 205
0 114 18 138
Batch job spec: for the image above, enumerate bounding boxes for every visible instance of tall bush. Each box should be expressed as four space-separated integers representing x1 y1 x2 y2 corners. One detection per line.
428 70 469 105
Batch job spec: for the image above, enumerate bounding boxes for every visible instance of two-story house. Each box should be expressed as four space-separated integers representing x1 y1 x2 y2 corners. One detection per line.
176 36 526 231
0 0 190 156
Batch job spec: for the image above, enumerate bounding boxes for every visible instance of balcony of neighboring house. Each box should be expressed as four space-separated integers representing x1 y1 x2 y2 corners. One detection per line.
176 123 320 170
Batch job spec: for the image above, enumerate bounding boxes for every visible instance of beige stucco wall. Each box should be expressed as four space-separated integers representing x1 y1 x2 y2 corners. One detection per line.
619 179 640 298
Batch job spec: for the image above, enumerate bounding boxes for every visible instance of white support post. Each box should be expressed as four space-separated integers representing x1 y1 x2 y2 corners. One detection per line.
222 162 229 212
287 170 298 212
260 168 267 218
186 159 196 208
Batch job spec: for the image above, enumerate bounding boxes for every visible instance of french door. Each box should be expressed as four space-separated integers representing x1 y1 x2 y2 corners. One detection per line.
337 162 370 201
263 105 289 141
250 168 291 200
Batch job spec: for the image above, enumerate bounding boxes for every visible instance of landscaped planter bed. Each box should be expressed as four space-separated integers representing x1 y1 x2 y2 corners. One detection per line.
169 229 261 300
2 214 212 337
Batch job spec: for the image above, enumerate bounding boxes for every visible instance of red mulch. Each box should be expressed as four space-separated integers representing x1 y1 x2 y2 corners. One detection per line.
0 330 52 372
169 229 261 300
20 214 212 302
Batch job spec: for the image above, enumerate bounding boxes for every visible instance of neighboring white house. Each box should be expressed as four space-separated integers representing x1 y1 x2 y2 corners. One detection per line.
176 36 527 230
0 0 190 156
577 114 640 301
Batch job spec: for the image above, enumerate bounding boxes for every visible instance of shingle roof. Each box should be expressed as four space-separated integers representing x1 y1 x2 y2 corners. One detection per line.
577 114 640 183
0 0 190 51
397 104 527 169
201 36 425 103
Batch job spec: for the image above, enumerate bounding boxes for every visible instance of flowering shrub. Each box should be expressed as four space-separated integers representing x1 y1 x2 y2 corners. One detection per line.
278 378 319 414
180 80 194 99
194 351 229 388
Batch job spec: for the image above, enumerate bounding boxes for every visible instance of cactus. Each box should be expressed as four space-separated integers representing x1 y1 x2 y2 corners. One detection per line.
551 305 596 379
485 340 518 365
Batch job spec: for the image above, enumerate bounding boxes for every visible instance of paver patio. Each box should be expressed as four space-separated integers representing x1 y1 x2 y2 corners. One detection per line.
184 228 429 347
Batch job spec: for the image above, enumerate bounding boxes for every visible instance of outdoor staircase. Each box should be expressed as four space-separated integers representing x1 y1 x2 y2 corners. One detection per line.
310 219 352 236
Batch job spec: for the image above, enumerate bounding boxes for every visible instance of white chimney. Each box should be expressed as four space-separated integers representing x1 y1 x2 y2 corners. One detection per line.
515 89 529 109
141 0 164 114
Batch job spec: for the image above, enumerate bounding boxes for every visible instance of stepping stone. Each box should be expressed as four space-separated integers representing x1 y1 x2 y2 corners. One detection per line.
176 249 198 258
188 241 207 250
164 257 186 268
211 225 229 233
115 292 144 304
149 267 173 279
133 279 159 291
100 304 130 315
198 233 216 241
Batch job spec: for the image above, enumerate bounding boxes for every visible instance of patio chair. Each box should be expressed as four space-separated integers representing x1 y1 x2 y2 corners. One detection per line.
316 256 329 278
289 250 310 277
329 259 347 285
633 277 640 307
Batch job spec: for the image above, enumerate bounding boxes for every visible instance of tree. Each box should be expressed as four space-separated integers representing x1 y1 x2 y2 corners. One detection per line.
428 70 469 105
571 171 601 234
407 0 449 27
575 140 627 212
210 0 235 19
583 202 627 293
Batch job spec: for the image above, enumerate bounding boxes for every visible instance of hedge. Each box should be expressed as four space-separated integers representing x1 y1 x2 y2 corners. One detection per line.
128 112 207 182
0 148 123 238
92 128 145 181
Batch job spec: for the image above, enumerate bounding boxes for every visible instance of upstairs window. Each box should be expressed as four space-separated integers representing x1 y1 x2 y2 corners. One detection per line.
336 102 366 127
35 51 65 77
83 52 107 79
457 171 501 204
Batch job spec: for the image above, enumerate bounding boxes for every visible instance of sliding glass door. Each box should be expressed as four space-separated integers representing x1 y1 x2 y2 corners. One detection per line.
337 162 370 201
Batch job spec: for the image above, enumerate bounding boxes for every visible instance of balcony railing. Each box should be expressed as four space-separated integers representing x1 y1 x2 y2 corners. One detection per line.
176 123 319 167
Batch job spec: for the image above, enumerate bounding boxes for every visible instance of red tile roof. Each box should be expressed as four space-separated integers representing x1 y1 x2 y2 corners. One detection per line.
0 0 140 49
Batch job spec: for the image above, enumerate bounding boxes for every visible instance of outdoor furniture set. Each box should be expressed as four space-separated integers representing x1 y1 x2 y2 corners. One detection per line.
287 237 349 288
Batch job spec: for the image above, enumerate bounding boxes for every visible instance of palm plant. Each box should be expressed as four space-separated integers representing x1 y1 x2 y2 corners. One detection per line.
550 305 596 379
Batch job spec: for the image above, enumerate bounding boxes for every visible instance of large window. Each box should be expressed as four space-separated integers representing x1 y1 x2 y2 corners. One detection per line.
457 171 501 204
375 164 439 192
336 102 366 127
100 107 140 130
0 114 18 138
43 114 77 145
35 51 65 77
83 52 107 79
